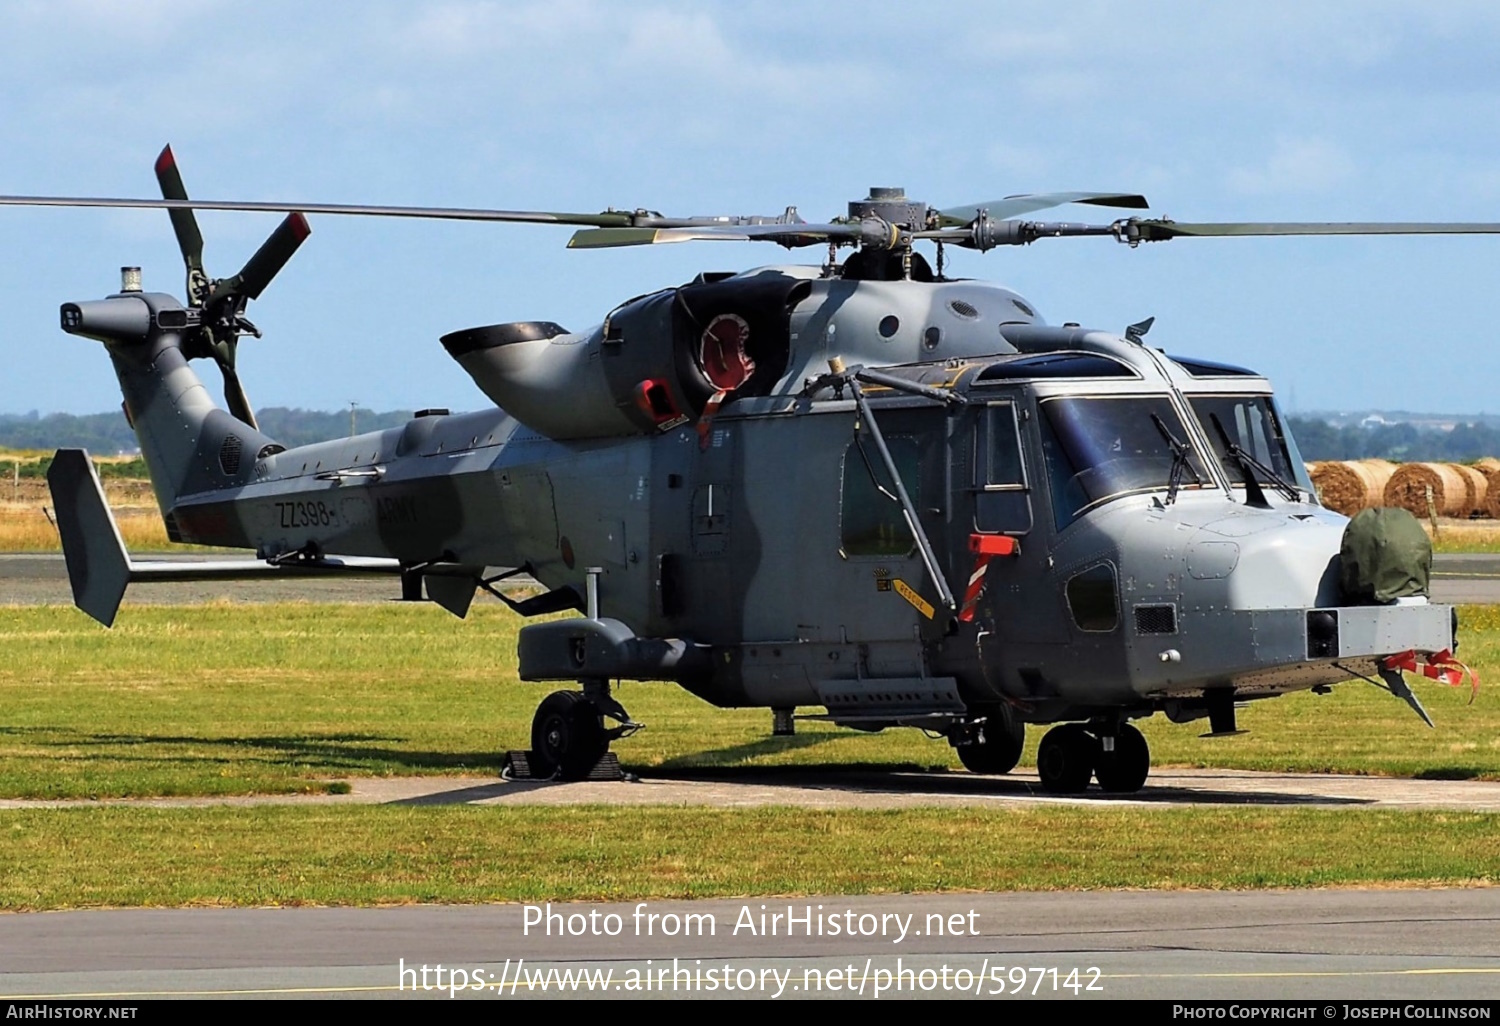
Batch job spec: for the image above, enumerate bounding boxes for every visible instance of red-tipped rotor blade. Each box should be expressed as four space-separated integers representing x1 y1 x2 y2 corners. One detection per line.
234 212 311 300
153 145 205 276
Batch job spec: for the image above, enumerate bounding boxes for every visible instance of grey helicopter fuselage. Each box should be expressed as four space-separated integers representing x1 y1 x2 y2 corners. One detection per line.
54 256 1454 785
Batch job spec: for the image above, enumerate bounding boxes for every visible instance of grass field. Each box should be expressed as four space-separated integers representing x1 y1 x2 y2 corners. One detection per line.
2 805 1497 909
0 601 1496 799
2 586 1499 910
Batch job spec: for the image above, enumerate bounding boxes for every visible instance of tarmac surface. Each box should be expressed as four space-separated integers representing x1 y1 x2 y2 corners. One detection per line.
4 766 1500 812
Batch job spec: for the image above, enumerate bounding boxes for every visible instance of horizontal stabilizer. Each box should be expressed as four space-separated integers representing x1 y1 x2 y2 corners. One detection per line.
125 554 408 582
46 448 448 626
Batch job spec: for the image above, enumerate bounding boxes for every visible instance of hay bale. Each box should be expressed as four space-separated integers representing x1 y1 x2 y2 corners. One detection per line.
1310 459 1397 516
1383 462 1470 517
1480 477 1500 519
1471 459 1500 518
1451 464 1488 515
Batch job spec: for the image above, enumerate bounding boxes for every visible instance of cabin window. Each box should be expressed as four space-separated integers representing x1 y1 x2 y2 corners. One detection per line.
841 436 919 557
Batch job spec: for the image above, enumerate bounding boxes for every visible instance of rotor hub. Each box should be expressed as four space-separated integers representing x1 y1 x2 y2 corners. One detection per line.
848 187 929 230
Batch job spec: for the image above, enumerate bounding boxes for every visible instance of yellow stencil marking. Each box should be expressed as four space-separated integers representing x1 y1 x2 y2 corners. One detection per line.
892 579 935 619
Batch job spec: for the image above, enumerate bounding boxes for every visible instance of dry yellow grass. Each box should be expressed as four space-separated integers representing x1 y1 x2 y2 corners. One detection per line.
0 474 167 551
0 508 172 550
1425 518 1500 552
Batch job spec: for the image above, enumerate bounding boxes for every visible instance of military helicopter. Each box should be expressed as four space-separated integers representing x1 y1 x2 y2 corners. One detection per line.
2 148 1486 791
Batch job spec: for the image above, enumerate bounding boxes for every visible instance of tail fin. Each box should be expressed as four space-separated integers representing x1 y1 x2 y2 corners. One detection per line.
46 449 130 627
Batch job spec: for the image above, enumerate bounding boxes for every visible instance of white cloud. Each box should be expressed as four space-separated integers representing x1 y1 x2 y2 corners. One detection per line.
1226 138 1356 196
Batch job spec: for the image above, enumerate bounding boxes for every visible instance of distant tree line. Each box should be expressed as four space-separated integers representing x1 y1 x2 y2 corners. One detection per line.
1288 417 1500 462
0 408 418 455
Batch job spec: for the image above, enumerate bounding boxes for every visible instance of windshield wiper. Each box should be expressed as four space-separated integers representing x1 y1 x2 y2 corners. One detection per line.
1150 413 1201 506
1208 413 1300 505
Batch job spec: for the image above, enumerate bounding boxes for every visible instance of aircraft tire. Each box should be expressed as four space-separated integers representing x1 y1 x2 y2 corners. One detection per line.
530 691 607 781
1036 724 1097 793
956 709 1026 774
1093 723 1150 793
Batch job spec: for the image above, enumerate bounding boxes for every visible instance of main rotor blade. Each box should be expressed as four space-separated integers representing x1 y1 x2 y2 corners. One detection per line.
1129 219 1500 242
232 212 311 300
939 191 1149 226
0 194 657 228
568 223 853 249
0 192 810 233
153 145 204 276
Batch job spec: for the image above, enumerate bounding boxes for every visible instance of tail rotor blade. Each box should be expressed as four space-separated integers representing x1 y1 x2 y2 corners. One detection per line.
220 361 259 430
222 212 311 301
153 145 205 278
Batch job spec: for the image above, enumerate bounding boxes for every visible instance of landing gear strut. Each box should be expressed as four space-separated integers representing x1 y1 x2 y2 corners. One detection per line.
528 681 640 780
1036 722 1151 794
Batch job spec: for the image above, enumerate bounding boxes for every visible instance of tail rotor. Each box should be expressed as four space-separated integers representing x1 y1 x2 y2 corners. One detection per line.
153 144 309 429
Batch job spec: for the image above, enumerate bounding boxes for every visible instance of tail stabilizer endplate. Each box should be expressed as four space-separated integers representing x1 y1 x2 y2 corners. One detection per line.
46 449 130 627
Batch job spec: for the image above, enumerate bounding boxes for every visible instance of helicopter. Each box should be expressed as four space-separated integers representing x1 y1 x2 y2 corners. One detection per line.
1 147 1486 791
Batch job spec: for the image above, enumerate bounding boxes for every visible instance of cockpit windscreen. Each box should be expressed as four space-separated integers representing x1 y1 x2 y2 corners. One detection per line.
1187 395 1313 495
1040 396 1214 526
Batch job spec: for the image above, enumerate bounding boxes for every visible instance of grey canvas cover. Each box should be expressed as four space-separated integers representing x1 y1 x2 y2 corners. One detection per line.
1339 507 1432 603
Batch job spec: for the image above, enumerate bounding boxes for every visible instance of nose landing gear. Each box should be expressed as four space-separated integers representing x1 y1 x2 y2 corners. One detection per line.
1036 721 1150 794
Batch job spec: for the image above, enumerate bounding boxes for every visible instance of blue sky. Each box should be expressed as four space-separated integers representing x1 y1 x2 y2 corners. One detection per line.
3 1 1500 416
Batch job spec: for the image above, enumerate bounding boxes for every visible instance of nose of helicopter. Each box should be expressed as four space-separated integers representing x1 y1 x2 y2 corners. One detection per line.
1187 509 1347 610
1108 501 1452 701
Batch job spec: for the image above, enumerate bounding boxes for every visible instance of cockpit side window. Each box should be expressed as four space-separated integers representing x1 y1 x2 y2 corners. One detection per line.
974 402 1032 534
980 403 1025 487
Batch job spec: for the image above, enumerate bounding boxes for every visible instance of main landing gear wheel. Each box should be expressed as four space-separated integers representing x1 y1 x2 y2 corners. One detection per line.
1036 723 1098 794
956 710 1026 774
1093 723 1150 794
530 690 607 781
